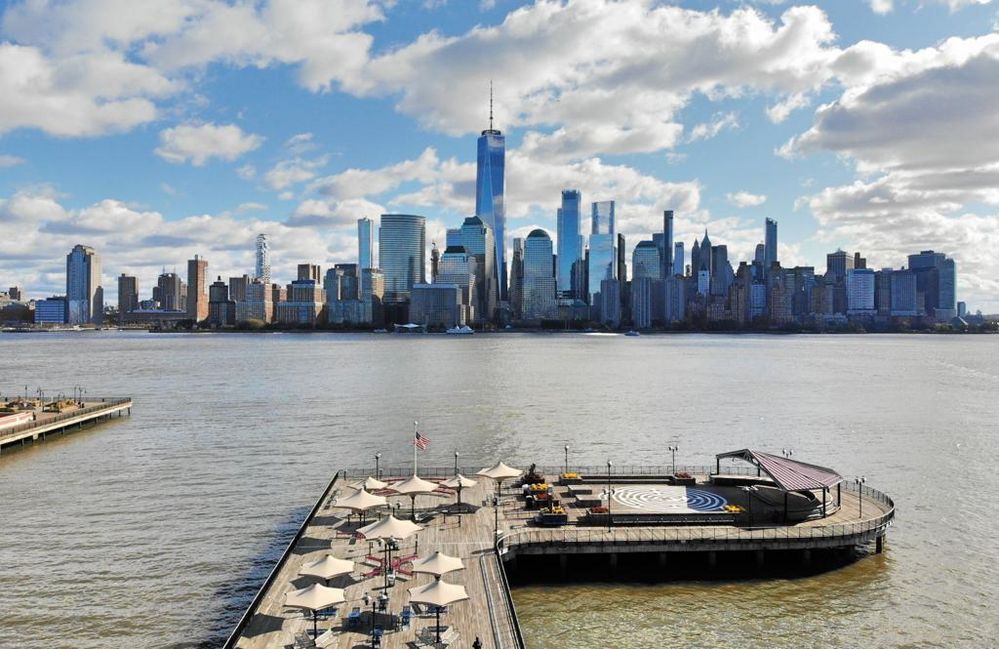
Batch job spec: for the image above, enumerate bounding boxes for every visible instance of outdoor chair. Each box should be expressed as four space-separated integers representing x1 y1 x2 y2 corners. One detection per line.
293 632 316 649
347 606 362 628
314 630 337 649
400 605 412 628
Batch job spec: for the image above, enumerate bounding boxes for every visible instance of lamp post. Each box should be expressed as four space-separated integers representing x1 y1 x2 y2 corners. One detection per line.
493 495 499 540
454 451 459 476
606 461 613 531
375 453 381 479
667 445 678 475
855 476 866 520
564 445 569 475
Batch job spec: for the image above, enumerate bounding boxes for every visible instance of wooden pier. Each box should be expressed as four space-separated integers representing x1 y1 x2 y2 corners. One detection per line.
226 462 894 649
0 397 132 455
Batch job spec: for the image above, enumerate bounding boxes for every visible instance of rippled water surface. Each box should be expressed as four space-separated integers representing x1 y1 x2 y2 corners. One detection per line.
1 332 997 648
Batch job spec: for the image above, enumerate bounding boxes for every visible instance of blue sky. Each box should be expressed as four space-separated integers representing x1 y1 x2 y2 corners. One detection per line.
1 0 997 310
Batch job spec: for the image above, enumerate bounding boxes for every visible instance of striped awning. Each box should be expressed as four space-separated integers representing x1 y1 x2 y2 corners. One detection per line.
716 449 842 492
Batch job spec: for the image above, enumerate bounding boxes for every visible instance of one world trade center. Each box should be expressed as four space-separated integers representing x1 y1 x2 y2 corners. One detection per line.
476 87 507 302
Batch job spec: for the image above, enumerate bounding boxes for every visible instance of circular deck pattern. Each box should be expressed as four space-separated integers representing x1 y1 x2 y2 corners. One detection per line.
612 486 728 513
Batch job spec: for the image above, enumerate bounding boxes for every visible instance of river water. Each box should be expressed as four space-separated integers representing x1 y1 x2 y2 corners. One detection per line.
1 332 996 648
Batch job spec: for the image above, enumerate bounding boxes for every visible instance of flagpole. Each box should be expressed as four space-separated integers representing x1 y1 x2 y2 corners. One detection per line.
413 420 418 477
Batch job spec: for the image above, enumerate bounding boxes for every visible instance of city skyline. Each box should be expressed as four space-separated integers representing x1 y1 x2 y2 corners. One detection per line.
0 1 998 310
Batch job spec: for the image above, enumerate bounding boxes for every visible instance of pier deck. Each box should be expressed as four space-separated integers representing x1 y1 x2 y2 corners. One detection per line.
227 466 894 649
0 397 132 454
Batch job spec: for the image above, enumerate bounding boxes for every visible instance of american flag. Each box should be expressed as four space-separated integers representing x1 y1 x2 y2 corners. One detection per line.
414 431 431 450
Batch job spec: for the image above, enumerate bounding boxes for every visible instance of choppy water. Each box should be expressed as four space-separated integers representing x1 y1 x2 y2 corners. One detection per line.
1 332 997 648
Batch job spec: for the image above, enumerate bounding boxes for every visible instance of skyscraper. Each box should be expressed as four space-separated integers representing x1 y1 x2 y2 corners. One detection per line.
908 250 957 318
672 242 684 277
556 190 582 296
510 237 524 320
587 233 616 304
476 87 507 300
522 229 556 321
379 213 426 303
764 218 778 272
459 215 497 322
187 255 208 321
662 210 674 279
154 272 184 311
358 218 374 270
66 244 102 324
826 249 854 283
255 233 270 284
117 274 138 315
298 264 322 282
591 201 615 235
632 241 661 280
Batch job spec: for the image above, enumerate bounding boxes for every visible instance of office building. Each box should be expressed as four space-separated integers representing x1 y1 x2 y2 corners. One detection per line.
117 274 138 315
66 244 102 324
826 249 854 283
236 280 273 323
890 269 920 316
875 269 892 316
255 233 270 283
276 279 325 325
437 246 477 323
379 213 426 303
661 210 674 280
672 242 684 277
358 218 374 270
34 296 67 324
846 268 876 314
522 229 556 321
361 268 385 325
632 241 661 280
556 190 583 296
664 275 686 323
154 272 184 312
187 255 208 322
764 218 778 273
587 233 615 304
459 215 497 323
410 283 464 328
7 286 21 301
631 276 661 329
509 238 524 320
908 250 957 319
298 264 322 282
476 91 507 300
208 276 235 326
599 278 621 327
229 275 250 303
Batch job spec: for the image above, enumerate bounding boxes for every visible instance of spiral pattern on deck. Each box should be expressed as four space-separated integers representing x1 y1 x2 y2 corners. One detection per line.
611 486 728 513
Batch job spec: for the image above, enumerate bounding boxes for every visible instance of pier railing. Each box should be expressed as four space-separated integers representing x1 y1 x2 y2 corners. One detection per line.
0 397 132 441
341 464 760 481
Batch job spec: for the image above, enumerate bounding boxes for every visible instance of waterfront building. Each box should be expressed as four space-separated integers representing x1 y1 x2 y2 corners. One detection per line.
509 238 524 320
908 250 957 319
632 240 661 280
846 268 876 314
764 218 778 274
325 264 359 302
710 245 733 297
664 275 686 323
34 296 67 324
631 276 661 329
476 93 507 300
208 276 235 326
599 279 621 327
117 274 138 315
672 242 684 277
66 244 103 324
661 210 674 280
410 283 463 328
271 283 286 306
437 245 478 323
556 190 583 296
235 280 273 323
875 269 893 316
229 274 250 303
187 255 208 322
379 214 426 303
768 271 794 325
361 268 384 325
358 218 374 270
154 272 184 312
276 279 325 325
255 233 270 284
7 286 21 301
522 229 556 321
958 301 967 318
459 215 498 323
750 281 767 320
890 269 920 316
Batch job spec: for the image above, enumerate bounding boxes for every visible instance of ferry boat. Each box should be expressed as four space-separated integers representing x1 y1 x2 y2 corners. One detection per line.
446 325 474 335
625 330 641 336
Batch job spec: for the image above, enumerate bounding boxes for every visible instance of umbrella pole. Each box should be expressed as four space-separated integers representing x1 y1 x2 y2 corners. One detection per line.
411 494 416 522
436 606 441 643
313 610 318 637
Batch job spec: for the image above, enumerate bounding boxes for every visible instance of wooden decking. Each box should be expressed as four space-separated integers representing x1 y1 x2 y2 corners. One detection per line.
0 398 132 453
230 473 525 649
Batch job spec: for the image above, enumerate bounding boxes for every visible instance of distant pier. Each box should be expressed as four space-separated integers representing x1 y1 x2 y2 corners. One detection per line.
0 396 132 455
225 453 894 648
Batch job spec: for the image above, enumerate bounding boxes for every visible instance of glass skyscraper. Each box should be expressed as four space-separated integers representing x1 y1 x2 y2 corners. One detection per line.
476 125 506 301
591 201 615 235
765 218 778 272
522 229 556 320
358 218 374 270
556 189 582 295
632 240 661 280
66 244 102 324
587 233 616 304
378 214 426 303
255 233 270 284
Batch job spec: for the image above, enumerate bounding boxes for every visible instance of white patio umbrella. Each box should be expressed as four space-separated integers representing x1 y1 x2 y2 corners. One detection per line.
389 474 438 521
356 475 388 491
285 583 346 637
408 579 470 644
335 488 387 524
357 515 423 590
411 551 464 579
300 555 355 585
442 474 477 507
476 461 522 482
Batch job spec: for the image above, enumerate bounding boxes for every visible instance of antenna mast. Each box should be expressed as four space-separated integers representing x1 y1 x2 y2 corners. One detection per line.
489 80 494 131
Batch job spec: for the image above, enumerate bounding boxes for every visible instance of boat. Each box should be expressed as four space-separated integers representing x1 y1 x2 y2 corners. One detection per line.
446 325 474 335
625 330 641 337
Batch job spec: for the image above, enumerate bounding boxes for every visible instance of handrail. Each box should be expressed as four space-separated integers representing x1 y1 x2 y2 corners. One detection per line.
222 470 342 649
494 546 527 649
340 464 762 481
0 397 132 441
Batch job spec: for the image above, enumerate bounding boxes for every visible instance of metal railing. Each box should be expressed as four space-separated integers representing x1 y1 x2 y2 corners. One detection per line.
340 464 760 481
497 480 895 552
222 470 343 649
0 397 132 442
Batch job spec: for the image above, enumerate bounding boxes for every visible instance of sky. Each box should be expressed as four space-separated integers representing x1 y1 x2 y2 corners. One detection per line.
0 0 997 311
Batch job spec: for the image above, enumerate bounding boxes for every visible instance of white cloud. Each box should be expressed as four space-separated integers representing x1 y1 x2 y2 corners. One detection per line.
155 122 264 166
688 112 740 143
312 147 441 200
287 197 384 227
236 164 257 180
0 154 25 167
868 0 894 14
726 191 768 208
160 182 177 195
766 92 811 123
284 132 317 154
263 156 328 191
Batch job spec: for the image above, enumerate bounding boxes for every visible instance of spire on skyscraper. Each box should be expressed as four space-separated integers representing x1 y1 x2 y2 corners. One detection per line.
489 80 494 131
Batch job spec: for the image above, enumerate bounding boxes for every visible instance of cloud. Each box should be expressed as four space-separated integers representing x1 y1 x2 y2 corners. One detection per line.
312 147 441 200
0 153 25 167
868 0 894 14
726 191 768 208
284 132 317 154
159 182 177 195
287 197 384 227
155 122 264 166
688 112 740 143
263 156 328 191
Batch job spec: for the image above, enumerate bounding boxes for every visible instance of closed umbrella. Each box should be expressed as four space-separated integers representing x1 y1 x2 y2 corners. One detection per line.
442 474 477 507
411 551 464 579
408 579 470 644
388 474 438 521
300 555 354 585
285 583 346 637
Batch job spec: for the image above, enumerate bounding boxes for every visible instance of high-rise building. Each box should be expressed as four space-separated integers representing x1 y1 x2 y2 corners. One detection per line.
556 190 583 296
358 218 374 270
255 234 270 284
229 275 250 303
276 279 325 325
890 269 919 316
460 215 497 322
591 201 615 235
672 242 684 277
846 268 876 314
522 229 556 321
476 89 507 300
410 283 464 328
154 272 184 311
632 241 661 280
587 233 616 304
297 264 322 282
379 214 426 303
875 269 892 316
8 286 22 301
208 276 235 326
510 238 524 320
599 278 621 327
66 244 102 324
34 296 67 324
661 210 674 279
617 233 627 285
908 250 956 318
187 255 208 322
764 218 778 272
826 249 854 283
361 268 385 325
117 274 138 315
430 243 440 283
236 280 273 323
